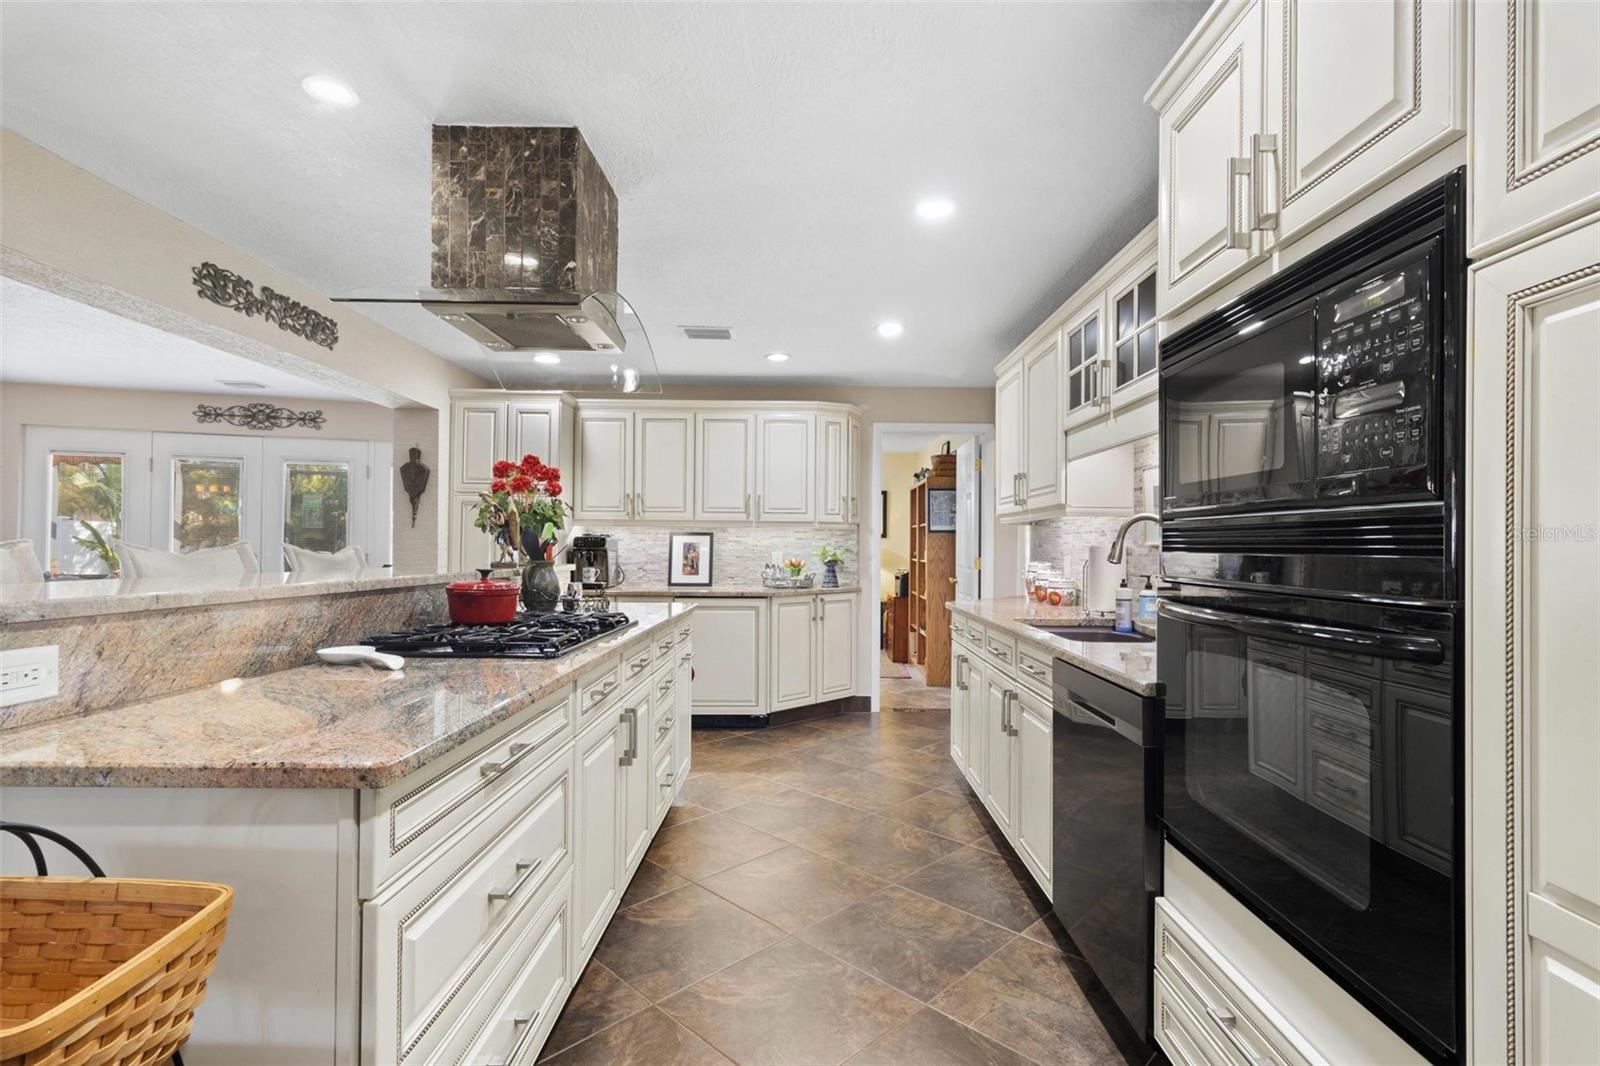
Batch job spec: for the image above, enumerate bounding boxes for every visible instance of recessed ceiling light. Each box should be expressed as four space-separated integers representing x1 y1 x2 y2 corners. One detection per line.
217 379 267 389
876 321 904 339
301 75 359 107
765 352 790 363
915 197 955 222
532 352 561 365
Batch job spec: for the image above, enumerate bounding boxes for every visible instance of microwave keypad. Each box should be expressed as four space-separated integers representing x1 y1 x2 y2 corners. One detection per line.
1318 289 1428 477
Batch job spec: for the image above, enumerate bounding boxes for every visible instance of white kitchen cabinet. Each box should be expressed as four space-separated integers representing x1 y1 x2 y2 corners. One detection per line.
818 411 849 522
756 412 816 522
1062 298 1109 430
695 412 755 521
1063 445 1137 514
771 596 817 711
1151 0 1266 317
572 713 623 970
816 592 857 701
982 674 1016 836
451 492 498 572
447 393 574 570
685 599 765 714
1262 0 1466 248
674 638 694 784
1107 261 1160 405
508 400 560 465
1471 0 1600 256
846 415 863 523
1021 334 1066 510
950 644 972 770
618 687 653 875
964 652 988 793
453 399 506 489
574 408 633 521
1469 218 1600 1065
1014 686 1053 893
633 409 695 520
995 360 1026 516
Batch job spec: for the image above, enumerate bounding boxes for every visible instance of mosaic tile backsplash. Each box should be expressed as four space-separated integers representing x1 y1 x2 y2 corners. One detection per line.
1027 436 1159 591
578 524 861 588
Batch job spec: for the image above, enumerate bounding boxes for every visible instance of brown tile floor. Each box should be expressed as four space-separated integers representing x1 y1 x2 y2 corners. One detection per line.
540 654 1152 1066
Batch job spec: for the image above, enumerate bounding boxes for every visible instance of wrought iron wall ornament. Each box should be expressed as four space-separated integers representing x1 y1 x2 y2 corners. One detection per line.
194 402 327 431
400 446 431 528
192 262 340 350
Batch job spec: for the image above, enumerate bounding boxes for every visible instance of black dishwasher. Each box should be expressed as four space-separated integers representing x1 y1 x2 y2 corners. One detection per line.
1051 659 1163 1042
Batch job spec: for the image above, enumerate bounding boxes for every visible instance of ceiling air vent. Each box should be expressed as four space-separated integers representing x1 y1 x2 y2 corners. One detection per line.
679 325 734 341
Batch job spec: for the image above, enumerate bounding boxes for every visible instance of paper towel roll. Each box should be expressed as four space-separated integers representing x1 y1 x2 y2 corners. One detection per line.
1085 548 1123 612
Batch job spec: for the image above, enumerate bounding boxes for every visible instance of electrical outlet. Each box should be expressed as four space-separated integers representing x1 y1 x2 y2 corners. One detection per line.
0 646 59 707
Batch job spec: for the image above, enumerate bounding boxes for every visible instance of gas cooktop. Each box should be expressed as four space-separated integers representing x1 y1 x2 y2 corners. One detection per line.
367 611 634 659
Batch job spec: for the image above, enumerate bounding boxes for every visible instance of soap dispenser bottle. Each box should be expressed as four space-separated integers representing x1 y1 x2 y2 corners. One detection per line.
1114 578 1133 633
1137 576 1157 622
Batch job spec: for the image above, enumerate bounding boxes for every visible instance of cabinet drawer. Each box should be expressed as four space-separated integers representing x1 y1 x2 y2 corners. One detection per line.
362 687 571 896
1154 972 1230 1066
1306 700 1376 758
950 615 983 646
367 747 573 1066
652 745 677 825
654 628 682 659
1154 899 1314 1066
438 871 571 1066
620 643 655 687
576 659 622 734
651 663 677 707
981 630 1016 671
1306 737 1377 833
1014 641 1054 696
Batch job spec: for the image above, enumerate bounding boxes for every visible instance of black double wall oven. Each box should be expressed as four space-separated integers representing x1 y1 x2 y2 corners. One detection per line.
1156 171 1466 1063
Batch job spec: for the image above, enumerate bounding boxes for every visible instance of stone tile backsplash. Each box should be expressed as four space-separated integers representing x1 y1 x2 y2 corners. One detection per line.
1027 435 1159 591
578 524 860 588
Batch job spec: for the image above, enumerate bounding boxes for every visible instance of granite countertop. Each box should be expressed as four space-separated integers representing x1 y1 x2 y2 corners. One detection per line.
948 598 1161 697
0 569 462 625
606 584 861 599
0 602 686 790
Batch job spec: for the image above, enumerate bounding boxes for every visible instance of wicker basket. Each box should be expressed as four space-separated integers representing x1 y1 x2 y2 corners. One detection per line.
0 877 231 1066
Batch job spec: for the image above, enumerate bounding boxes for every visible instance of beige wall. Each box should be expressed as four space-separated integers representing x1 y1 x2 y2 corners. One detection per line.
0 383 396 541
0 130 486 572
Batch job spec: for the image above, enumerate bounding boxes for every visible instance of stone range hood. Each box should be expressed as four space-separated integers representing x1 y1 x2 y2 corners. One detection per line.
336 124 660 394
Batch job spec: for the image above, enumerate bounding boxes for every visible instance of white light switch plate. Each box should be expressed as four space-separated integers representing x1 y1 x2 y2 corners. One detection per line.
0 646 60 707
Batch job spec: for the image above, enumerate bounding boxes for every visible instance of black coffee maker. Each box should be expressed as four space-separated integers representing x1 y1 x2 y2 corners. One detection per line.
568 534 623 589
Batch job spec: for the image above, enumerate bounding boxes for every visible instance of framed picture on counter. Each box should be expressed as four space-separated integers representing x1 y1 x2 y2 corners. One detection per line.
667 532 714 587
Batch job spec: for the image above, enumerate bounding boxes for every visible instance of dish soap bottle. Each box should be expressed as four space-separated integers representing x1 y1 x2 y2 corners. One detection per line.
1137 575 1157 622
1114 578 1134 633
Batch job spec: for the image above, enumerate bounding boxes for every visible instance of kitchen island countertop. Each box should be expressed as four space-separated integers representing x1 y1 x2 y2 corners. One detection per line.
0 600 687 790
948 598 1160 696
600 584 861 599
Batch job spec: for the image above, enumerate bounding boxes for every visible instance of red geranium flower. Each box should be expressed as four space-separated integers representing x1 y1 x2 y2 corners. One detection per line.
492 459 516 478
519 455 541 476
545 466 560 480
490 478 509 493
545 480 562 498
509 474 534 494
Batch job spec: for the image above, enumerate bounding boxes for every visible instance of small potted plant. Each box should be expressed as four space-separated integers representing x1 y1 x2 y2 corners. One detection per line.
474 455 567 611
783 557 807 585
817 544 852 588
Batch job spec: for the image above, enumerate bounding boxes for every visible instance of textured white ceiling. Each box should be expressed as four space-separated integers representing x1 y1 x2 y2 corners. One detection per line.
0 1 1205 388
0 278 363 401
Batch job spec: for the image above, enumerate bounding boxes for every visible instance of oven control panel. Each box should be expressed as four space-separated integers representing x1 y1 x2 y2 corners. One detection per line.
1316 257 1432 483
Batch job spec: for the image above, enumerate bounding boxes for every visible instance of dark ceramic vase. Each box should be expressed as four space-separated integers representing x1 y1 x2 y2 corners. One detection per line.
521 558 561 613
822 560 839 587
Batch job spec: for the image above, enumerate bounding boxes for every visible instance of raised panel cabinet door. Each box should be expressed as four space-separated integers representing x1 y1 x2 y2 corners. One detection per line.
453 400 504 488
950 648 969 767
573 718 623 966
575 409 633 520
695 413 755 521
818 412 848 521
619 690 653 874
1468 220 1600 1064
1471 0 1600 255
1245 650 1303 793
1022 334 1065 509
983 676 1016 835
995 363 1025 515
964 655 988 790
816 593 857 701
675 645 693 783
771 596 817 711
756 413 816 521
450 493 498 572
846 416 862 522
1014 688 1053 894
1263 0 1465 246
686 600 765 713
1156 0 1265 317
1193 630 1245 717
507 401 558 467
634 410 695 520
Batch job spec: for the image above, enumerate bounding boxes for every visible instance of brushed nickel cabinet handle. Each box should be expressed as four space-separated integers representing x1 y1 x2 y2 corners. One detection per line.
487 1009 543 1066
487 857 542 902
1203 1005 1275 1066
1226 156 1252 250
1251 133 1279 232
480 742 530 778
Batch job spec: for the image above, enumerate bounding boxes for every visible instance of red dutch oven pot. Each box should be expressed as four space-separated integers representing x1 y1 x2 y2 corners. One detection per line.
445 569 520 625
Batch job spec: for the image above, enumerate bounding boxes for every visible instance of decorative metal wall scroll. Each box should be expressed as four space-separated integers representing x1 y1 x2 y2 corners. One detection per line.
192 262 340 349
194 402 327 431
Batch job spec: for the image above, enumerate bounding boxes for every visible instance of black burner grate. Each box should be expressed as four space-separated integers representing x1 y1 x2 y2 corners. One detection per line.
367 611 634 659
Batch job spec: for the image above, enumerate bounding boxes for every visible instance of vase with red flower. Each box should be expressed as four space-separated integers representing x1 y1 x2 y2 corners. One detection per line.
474 454 568 612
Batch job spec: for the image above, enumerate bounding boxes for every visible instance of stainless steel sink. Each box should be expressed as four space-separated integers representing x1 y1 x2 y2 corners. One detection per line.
1025 624 1152 644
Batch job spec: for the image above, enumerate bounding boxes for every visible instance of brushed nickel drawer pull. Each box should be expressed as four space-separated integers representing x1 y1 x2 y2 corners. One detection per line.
629 657 649 675
1020 661 1047 677
487 858 542 902
619 707 640 765
480 743 531 778
660 771 677 789
487 1009 543 1066
1203 1005 1275 1066
588 679 618 703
